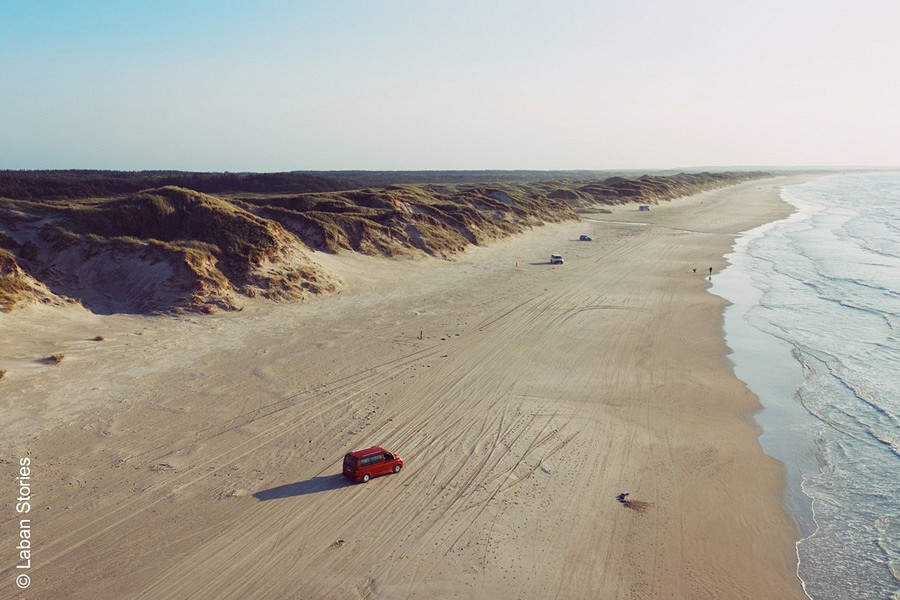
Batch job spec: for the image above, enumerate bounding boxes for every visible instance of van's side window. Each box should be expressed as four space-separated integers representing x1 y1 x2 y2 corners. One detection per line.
360 456 371 467
369 454 383 464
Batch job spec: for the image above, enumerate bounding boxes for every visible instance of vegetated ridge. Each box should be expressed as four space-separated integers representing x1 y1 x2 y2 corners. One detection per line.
0 171 768 314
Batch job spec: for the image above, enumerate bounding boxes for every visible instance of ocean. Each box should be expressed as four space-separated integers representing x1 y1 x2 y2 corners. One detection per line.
711 172 900 600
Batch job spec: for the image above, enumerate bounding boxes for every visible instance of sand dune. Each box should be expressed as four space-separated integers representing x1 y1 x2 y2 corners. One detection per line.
0 177 810 599
0 173 767 314
0 186 340 313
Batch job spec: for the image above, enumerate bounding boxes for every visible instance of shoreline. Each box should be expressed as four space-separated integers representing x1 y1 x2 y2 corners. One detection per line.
713 173 900 600
708 177 823 600
1 177 816 599
591 175 813 599
710 185 821 533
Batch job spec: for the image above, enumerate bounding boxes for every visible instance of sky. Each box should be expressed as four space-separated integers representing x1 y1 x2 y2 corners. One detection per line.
2 0 899 171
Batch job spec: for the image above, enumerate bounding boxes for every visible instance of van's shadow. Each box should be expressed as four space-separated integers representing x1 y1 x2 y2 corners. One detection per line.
253 474 352 500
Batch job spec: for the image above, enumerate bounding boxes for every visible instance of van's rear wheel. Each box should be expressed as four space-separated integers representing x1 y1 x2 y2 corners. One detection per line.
362 473 370 483
393 464 402 474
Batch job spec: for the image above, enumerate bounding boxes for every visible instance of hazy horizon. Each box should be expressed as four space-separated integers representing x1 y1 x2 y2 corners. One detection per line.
3 1 899 171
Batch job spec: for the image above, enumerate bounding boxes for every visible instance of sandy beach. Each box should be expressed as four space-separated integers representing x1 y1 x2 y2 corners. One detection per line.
1 177 812 599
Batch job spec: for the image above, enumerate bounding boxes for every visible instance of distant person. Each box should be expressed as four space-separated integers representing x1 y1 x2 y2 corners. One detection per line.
709 266 713 277
693 268 697 274
617 492 629 503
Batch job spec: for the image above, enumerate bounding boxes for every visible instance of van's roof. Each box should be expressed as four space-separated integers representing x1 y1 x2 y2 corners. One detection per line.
346 446 385 459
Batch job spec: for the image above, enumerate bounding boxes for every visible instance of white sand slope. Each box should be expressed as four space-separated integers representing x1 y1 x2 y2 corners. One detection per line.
0 177 812 599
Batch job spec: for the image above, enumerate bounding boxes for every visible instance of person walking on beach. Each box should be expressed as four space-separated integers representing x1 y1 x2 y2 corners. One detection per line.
708 266 713 279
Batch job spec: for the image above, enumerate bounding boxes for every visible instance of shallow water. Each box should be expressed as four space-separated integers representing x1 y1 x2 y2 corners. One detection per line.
712 173 900 600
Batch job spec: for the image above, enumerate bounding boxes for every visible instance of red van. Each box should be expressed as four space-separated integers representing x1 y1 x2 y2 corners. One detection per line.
342 446 403 483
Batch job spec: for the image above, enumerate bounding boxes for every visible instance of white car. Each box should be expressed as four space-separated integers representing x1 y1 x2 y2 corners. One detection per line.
550 254 564 264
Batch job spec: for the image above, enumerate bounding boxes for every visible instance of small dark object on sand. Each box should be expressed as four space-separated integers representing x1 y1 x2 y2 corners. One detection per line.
616 492 653 513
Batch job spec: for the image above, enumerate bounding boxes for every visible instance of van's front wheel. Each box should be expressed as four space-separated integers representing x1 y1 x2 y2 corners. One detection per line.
393 464 402 474
362 473 370 483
